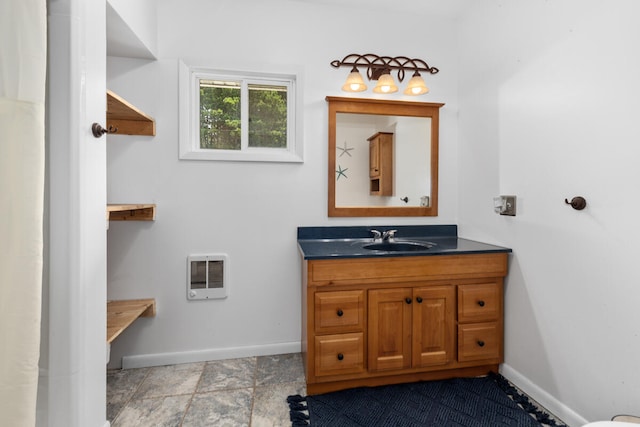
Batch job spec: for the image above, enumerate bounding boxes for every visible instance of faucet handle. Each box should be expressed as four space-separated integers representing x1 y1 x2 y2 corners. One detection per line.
371 229 382 240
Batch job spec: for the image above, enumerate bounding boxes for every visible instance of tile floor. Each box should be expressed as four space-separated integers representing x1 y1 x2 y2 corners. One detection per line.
108 352 566 427
107 353 305 427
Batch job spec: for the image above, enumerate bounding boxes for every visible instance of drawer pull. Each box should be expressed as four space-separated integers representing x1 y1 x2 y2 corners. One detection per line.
416 296 423 303
477 300 485 307
336 309 344 317
405 297 412 304
337 353 344 361
477 340 485 347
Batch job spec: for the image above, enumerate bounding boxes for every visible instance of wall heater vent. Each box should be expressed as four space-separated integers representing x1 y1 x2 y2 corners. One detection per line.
187 254 228 300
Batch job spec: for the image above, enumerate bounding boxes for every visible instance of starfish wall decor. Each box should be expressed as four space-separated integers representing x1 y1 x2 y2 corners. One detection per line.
337 141 354 157
336 165 348 180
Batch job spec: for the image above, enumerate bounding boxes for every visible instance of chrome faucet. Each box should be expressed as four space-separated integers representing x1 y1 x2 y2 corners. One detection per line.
382 229 397 241
371 229 397 241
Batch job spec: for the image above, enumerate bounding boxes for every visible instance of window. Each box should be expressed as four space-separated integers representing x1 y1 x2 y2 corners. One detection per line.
179 61 303 162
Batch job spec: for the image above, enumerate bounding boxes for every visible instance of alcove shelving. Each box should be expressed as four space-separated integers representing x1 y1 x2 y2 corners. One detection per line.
107 203 156 221
107 90 156 136
106 91 157 343
107 299 156 343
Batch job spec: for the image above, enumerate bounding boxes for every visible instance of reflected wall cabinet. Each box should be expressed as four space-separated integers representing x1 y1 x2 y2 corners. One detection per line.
368 132 393 196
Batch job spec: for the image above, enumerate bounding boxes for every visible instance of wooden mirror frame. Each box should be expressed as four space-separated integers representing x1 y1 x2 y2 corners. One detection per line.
327 96 444 217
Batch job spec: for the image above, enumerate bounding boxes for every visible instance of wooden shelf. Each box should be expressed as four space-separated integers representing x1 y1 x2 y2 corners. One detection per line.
107 204 156 221
107 90 156 136
107 299 156 343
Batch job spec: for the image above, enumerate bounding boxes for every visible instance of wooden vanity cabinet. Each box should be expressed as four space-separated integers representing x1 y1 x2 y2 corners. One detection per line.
302 253 507 395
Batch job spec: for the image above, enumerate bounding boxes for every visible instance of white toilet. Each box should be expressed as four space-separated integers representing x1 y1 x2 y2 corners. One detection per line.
583 423 640 427
583 416 640 427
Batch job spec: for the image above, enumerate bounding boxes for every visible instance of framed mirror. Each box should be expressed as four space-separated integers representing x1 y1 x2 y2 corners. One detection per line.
327 96 444 217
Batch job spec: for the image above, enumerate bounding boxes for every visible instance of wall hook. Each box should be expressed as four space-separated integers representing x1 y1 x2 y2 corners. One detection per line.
91 122 118 138
400 197 409 203
565 196 587 210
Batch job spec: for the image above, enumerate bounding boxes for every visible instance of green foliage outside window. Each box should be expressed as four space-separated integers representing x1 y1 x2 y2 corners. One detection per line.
199 82 287 150
200 86 241 150
248 87 287 148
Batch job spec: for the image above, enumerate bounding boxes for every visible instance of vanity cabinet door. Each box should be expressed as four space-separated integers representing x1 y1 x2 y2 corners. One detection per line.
412 286 455 368
368 288 412 372
368 285 455 372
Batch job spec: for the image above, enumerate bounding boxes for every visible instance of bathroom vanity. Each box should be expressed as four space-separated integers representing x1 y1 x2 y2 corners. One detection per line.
298 225 512 394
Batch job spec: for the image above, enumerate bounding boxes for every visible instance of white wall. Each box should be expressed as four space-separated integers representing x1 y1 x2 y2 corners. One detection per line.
105 0 460 369
457 1 640 424
106 0 157 58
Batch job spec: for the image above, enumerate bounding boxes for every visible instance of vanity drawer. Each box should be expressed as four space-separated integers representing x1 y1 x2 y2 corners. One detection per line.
458 283 499 323
314 333 365 377
315 290 364 333
458 322 500 362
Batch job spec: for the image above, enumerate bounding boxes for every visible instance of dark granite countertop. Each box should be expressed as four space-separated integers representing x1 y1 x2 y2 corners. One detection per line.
297 225 512 260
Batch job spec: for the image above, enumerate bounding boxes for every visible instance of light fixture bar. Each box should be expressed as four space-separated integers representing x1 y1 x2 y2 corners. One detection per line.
330 53 438 96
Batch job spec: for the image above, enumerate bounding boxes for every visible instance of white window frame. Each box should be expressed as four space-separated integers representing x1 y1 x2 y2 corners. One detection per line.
179 60 303 163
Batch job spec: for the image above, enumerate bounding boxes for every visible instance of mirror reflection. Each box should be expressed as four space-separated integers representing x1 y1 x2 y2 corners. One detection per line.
335 113 431 208
327 97 444 217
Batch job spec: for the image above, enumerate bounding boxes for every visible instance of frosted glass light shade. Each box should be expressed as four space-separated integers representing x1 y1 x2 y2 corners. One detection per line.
373 73 398 94
403 73 429 95
341 68 367 92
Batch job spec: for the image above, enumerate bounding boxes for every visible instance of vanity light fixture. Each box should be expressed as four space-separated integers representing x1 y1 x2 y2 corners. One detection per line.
372 69 398 94
331 53 438 96
341 66 368 92
403 71 429 95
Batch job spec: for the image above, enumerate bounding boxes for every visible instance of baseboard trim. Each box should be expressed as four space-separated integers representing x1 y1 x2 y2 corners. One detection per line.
121 341 302 369
500 363 588 427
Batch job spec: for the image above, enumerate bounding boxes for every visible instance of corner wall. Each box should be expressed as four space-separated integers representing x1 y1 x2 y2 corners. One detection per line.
457 1 640 424
40 0 107 425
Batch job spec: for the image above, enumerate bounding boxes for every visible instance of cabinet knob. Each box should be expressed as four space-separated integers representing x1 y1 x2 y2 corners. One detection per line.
336 309 344 317
477 300 485 307
477 340 485 347
416 296 423 303
337 353 344 361
405 297 412 304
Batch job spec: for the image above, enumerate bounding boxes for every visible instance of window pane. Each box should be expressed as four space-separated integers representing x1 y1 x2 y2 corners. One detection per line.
248 84 287 148
199 79 241 150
